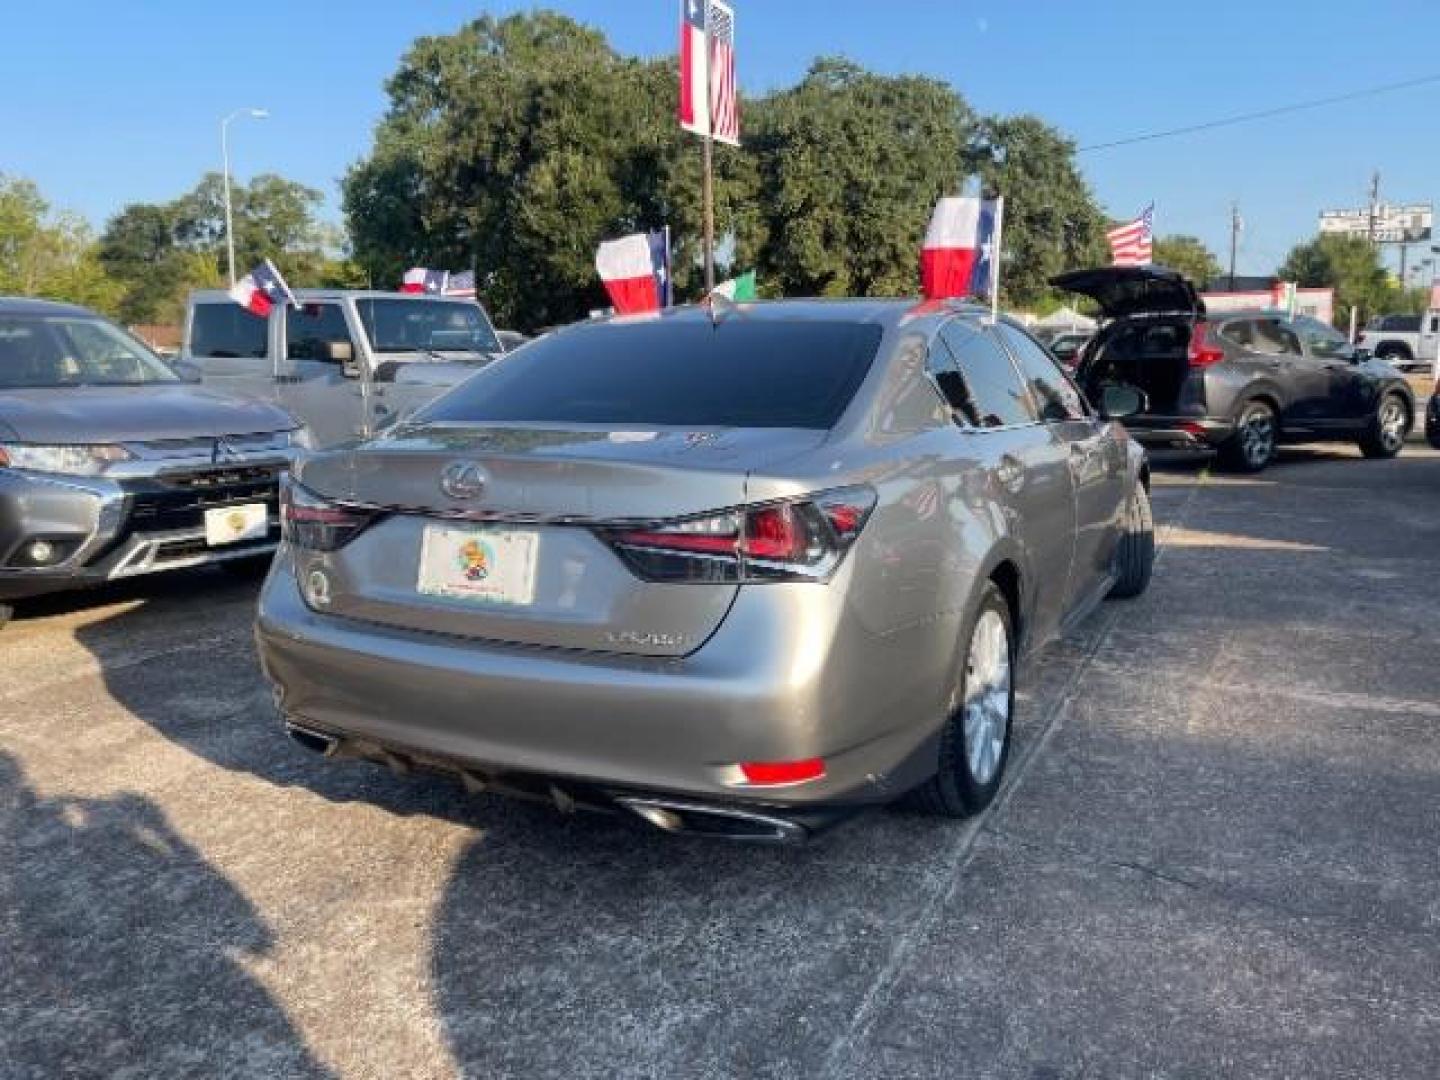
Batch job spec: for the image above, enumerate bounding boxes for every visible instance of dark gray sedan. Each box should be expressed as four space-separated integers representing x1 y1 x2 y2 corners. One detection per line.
0 298 304 626
259 299 1154 841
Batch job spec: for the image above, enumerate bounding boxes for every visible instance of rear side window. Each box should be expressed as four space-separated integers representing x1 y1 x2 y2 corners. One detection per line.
997 323 1087 421
286 303 354 362
939 322 1035 428
1222 319 1301 356
190 303 267 358
419 319 883 429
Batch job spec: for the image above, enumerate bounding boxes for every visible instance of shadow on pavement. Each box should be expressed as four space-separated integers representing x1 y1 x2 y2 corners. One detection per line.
0 750 334 1078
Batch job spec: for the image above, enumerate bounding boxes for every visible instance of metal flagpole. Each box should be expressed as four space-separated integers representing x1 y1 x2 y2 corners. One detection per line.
663 225 674 306
701 0 716 295
989 197 1005 324
703 136 716 294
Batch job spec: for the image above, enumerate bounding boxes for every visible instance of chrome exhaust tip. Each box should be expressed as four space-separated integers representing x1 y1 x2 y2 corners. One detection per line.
615 795 809 844
285 721 341 758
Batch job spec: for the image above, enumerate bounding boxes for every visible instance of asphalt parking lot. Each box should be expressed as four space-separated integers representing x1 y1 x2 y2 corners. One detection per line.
3 437 1439 1079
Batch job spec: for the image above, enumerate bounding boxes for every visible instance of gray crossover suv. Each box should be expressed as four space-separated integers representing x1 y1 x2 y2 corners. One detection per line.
0 298 304 626
258 300 1152 841
1053 266 1415 472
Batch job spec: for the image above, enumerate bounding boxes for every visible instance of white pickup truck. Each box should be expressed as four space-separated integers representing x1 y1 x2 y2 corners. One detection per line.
178 289 508 447
1357 312 1439 373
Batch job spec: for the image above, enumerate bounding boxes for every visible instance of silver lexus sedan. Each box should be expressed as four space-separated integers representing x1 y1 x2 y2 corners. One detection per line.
257 300 1153 841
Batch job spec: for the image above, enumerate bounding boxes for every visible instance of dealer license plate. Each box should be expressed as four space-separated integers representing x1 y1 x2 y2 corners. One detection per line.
417 525 539 606
204 504 269 547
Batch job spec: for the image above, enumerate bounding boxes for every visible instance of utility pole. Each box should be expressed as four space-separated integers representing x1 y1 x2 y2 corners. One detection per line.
1366 170 1381 248
1228 203 1241 291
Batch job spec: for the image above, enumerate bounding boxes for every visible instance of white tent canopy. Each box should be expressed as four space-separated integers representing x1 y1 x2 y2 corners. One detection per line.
1033 306 1096 332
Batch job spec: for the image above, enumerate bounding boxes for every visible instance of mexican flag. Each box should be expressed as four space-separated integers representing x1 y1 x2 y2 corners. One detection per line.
712 270 757 301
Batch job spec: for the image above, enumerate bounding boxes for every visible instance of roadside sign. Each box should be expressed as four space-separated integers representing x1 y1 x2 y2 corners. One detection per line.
1319 203 1432 243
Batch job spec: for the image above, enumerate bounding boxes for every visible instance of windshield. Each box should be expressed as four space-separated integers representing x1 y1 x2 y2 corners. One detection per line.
0 316 179 388
418 318 883 429
1294 316 1353 359
355 299 500 356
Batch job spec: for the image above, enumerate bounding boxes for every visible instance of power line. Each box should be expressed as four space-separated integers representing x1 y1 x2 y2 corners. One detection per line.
1078 73 1440 152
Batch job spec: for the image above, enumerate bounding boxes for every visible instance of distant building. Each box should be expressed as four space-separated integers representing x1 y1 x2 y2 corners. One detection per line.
1202 277 1335 325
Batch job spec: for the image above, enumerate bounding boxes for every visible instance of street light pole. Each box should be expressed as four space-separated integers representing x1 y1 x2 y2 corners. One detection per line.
220 107 269 287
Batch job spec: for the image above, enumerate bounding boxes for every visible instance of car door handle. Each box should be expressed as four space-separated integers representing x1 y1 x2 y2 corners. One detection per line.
996 454 1026 493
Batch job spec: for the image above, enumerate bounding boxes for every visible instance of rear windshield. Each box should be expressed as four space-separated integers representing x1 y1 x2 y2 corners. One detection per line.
355 299 500 355
417 318 883 429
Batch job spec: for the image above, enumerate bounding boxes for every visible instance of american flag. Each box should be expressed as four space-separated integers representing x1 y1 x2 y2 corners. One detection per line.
443 271 477 298
707 0 740 146
1107 205 1154 266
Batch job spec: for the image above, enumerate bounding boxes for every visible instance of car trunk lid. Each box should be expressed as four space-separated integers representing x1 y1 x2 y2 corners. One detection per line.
293 423 827 656
1050 265 1205 321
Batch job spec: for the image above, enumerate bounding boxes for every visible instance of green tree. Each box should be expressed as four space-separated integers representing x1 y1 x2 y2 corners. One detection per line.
964 115 1109 307
1279 234 1397 329
0 175 124 315
751 58 971 298
99 172 329 324
1152 234 1221 288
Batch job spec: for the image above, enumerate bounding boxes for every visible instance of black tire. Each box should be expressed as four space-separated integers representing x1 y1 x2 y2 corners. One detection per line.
1358 392 1410 459
1108 480 1154 599
1219 399 1278 472
908 581 1015 818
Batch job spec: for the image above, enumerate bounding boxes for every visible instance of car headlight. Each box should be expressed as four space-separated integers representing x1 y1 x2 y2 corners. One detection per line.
0 443 133 476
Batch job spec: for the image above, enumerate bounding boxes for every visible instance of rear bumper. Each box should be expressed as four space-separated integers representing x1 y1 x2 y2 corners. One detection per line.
1124 416 1234 451
0 457 288 603
255 548 950 813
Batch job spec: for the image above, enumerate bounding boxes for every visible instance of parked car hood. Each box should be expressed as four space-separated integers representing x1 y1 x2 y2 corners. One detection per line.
1050 265 1204 320
0 385 297 444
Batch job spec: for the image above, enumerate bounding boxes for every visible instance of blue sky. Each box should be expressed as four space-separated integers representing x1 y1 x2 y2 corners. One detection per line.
5 1 1439 276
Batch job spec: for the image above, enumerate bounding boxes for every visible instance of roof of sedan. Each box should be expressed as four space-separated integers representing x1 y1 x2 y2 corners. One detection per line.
0 296 98 317
588 297 993 330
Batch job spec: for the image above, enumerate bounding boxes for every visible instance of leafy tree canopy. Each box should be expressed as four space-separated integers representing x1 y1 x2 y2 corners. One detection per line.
1152 234 1222 289
345 13 1109 329
1278 234 1403 330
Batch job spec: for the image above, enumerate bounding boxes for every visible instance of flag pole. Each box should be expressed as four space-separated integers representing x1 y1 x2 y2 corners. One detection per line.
700 0 716 295
989 196 1005 325
664 224 674 307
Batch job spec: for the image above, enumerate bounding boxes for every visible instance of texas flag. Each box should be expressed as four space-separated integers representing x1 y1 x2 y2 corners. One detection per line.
401 267 447 294
229 258 297 318
596 231 671 314
921 196 1002 302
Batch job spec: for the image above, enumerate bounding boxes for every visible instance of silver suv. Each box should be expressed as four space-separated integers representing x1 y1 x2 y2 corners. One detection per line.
0 298 303 627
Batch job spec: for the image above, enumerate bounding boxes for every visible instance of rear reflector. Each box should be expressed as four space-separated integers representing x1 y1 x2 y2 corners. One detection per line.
738 758 826 786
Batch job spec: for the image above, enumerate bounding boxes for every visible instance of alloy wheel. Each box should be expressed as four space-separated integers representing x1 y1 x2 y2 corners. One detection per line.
1240 408 1275 468
962 609 1011 786
1379 398 1408 453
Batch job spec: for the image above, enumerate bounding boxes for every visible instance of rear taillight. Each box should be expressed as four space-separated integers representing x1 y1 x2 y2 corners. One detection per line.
1188 321 1225 368
280 478 376 552
603 486 876 583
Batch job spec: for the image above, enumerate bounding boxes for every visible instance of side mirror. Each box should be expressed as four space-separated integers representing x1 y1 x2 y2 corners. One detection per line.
1099 384 1147 420
323 340 360 378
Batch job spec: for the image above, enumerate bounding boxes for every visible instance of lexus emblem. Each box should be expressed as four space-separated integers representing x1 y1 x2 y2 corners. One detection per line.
439 460 487 500
212 437 240 464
